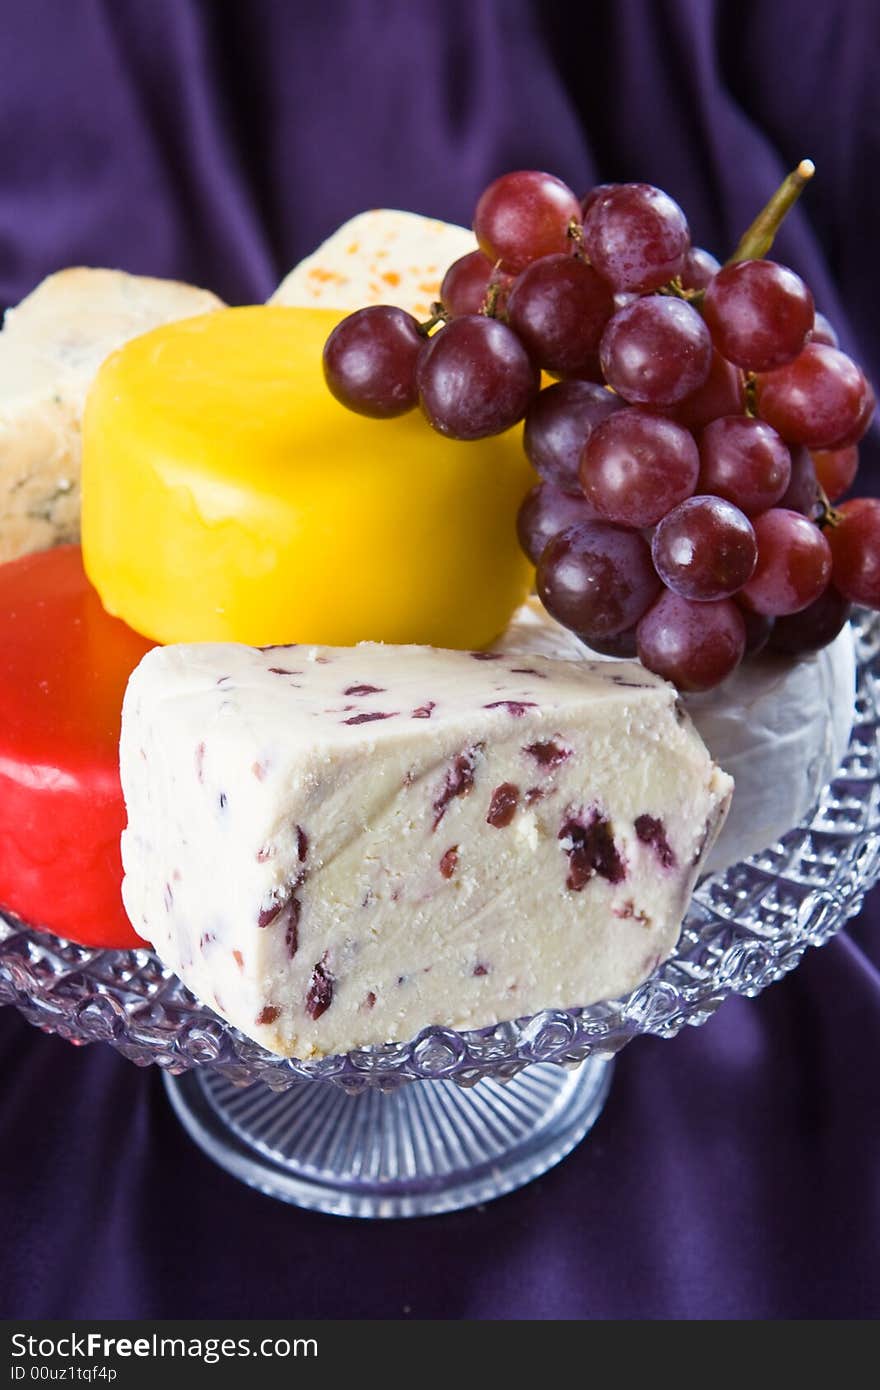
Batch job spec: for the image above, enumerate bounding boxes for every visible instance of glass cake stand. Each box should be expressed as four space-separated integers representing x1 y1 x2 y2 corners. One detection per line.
2 612 879 1219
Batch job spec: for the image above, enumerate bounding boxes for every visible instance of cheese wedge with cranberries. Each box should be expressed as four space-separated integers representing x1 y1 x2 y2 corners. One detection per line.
120 640 732 1059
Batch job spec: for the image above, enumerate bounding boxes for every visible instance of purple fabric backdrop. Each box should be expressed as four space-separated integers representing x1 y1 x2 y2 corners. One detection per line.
2 920 879 1320
1 0 879 1318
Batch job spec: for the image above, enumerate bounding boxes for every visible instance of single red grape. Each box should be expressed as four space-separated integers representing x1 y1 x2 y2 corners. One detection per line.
323 305 423 417
582 183 690 293
473 170 582 275
755 343 874 449
536 522 661 641
579 411 700 527
812 445 859 501
599 296 712 406
416 315 539 439
702 259 814 372
516 482 601 565
506 254 614 376
671 350 746 432
523 380 623 493
698 415 791 515
637 591 746 692
680 246 721 290
768 586 851 655
440 251 511 317
739 509 832 616
652 496 757 601
827 497 880 608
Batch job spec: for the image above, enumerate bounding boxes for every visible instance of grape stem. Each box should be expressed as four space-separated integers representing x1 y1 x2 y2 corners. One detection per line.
743 373 757 418
568 219 592 267
419 303 449 335
817 484 842 530
658 276 704 305
566 218 585 246
728 159 815 264
479 273 506 319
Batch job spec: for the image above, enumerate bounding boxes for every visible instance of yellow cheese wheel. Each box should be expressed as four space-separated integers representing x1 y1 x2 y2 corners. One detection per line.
81 306 535 648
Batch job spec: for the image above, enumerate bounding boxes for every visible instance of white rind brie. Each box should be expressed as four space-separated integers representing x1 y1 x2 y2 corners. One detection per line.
494 600 856 871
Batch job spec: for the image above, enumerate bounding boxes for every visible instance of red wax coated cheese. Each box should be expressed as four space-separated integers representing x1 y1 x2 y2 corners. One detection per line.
0 546 154 947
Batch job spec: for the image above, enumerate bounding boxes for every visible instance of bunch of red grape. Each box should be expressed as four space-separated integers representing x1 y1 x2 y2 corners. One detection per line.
322 167 879 691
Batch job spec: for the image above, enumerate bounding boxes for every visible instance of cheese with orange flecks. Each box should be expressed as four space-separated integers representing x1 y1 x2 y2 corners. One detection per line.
269 210 477 319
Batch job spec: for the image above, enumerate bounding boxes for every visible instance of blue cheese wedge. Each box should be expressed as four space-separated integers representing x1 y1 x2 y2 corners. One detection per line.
120 641 732 1059
0 268 223 562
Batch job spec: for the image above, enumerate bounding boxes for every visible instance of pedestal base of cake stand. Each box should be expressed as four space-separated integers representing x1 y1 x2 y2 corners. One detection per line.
163 1055 613 1219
